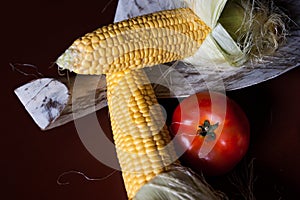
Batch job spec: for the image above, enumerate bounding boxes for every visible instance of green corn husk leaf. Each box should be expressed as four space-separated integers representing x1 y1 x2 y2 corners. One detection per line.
183 0 289 68
211 23 247 66
218 0 289 63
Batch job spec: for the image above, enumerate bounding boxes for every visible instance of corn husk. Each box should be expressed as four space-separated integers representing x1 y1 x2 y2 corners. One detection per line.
115 0 299 97
134 166 227 200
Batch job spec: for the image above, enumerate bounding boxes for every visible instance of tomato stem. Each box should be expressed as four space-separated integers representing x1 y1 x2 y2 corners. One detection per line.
197 120 218 141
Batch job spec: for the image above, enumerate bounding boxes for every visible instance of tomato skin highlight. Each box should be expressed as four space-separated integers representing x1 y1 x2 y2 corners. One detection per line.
170 91 250 176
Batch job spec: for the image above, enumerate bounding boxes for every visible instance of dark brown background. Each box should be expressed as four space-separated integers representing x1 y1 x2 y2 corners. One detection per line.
2 0 300 199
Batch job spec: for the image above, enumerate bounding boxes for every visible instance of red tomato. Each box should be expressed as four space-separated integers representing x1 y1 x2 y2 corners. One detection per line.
170 91 250 176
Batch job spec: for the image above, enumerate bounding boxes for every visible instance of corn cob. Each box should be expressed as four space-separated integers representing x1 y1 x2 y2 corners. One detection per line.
106 69 179 199
56 7 211 200
56 8 211 75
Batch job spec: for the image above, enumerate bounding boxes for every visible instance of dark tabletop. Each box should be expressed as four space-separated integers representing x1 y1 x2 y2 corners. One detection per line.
2 0 300 199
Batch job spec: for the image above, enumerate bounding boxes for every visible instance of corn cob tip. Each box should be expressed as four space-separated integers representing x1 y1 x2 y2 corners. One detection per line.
56 48 82 74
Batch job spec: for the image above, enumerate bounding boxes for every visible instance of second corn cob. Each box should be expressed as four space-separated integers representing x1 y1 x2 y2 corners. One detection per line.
106 68 179 199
